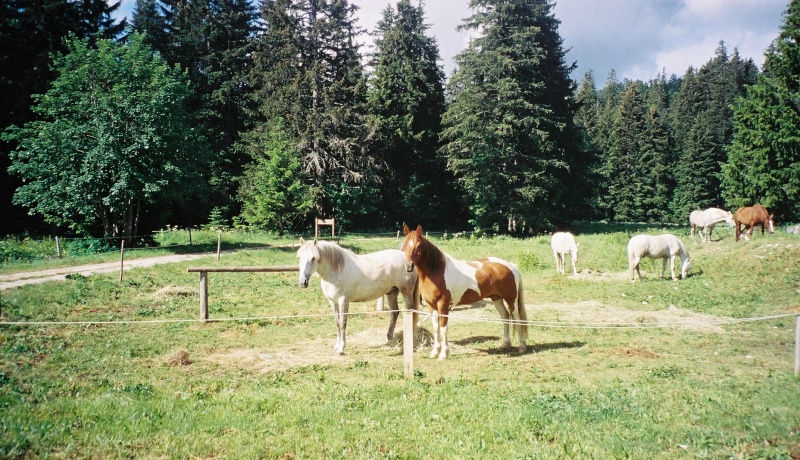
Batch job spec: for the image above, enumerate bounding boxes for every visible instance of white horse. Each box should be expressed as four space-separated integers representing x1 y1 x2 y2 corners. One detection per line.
297 238 418 355
550 232 579 276
627 234 692 282
689 207 735 243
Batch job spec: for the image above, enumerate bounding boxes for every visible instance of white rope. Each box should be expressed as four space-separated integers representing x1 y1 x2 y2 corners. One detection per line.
0 309 796 328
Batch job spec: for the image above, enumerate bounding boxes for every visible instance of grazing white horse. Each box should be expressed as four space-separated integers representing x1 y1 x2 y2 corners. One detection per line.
689 207 735 242
550 232 579 276
297 239 418 355
627 234 692 282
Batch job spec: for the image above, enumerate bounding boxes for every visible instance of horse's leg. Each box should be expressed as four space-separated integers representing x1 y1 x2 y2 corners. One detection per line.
668 255 677 280
430 309 441 359
707 223 715 242
513 297 527 354
629 256 641 282
385 291 400 343
493 298 511 349
553 251 561 274
328 299 342 354
691 225 696 242
438 305 450 360
335 298 348 355
570 253 577 276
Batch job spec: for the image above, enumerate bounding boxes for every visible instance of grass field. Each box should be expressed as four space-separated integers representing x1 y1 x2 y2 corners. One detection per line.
1 224 799 458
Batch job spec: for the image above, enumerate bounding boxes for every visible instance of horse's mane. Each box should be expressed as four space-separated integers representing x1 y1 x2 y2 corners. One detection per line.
315 241 346 273
416 233 446 274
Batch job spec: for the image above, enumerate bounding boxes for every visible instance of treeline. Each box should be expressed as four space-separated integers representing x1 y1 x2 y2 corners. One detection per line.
2 0 798 241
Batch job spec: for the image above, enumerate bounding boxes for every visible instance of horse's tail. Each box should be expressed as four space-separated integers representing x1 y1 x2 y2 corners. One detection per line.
516 277 528 343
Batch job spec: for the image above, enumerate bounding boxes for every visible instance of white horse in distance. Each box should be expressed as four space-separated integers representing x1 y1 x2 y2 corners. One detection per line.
627 234 692 282
550 232 579 276
689 207 735 242
297 238 418 355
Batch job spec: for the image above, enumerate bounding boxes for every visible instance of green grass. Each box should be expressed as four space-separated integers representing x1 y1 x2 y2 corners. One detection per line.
0 229 297 275
1 226 799 458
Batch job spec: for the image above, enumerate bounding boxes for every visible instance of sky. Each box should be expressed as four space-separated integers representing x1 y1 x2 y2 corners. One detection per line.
113 0 789 83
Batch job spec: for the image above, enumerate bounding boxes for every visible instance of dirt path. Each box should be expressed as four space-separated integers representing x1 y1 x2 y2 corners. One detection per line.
0 253 213 290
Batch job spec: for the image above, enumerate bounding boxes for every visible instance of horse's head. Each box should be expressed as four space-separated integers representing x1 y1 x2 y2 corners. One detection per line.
400 224 423 272
296 237 320 288
571 242 579 265
724 211 736 228
681 257 692 279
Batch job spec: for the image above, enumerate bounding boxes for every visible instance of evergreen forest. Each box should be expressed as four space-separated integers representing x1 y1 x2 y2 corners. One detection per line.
2 0 799 240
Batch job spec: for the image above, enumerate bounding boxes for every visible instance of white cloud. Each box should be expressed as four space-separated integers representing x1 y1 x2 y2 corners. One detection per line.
112 0 786 83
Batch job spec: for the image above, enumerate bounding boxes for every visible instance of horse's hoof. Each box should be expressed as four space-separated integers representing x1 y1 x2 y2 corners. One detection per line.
499 340 511 349
518 345 527 354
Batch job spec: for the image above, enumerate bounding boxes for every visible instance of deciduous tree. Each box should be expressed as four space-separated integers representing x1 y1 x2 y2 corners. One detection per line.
3 35 208 240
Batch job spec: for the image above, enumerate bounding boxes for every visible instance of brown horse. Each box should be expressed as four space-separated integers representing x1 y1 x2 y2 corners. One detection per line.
733 204 774 242
400 225 527 359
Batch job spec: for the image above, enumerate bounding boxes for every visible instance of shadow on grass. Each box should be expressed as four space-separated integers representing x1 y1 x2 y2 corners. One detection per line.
472 339 586 356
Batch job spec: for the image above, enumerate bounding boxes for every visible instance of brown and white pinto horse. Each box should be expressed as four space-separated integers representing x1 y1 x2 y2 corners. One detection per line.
733 204 774 242
400 225 527 359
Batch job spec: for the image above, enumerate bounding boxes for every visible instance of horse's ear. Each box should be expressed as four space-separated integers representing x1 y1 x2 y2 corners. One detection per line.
416 224 423 234
403 224 410 235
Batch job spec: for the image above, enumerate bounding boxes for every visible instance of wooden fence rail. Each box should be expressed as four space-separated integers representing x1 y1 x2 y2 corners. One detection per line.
186 264 418 379
187 266 299 321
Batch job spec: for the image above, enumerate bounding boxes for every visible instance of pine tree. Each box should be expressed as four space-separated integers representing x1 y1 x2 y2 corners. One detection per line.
593 70 624 219
605 81 650 221
367 0 460 228
237 119 314 234
440 0 581 234
155 0 256 226
130 0 168 49
572 71 604 219
674 42 759 219
249 0 374 226
722 0 800 220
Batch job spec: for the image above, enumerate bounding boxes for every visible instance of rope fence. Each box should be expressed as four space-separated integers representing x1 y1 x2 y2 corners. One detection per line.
2 307 798 378
0 309 796 329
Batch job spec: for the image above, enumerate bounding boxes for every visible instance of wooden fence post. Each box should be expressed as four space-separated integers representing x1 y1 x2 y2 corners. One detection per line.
188 266 299 322
188 228 192 245
55 236 62 258
404 308 415 379
118 240 125 282
216 232 222 261
200 271 208 322
795 316 799 377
